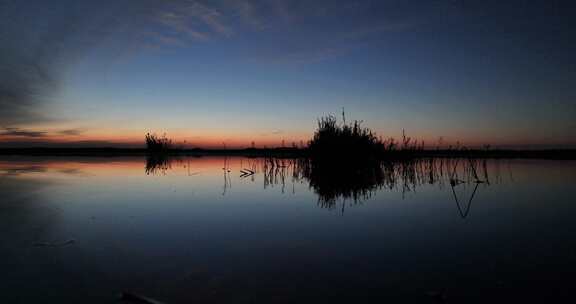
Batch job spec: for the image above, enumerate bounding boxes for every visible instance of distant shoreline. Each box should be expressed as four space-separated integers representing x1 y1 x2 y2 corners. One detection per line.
0 147 575 160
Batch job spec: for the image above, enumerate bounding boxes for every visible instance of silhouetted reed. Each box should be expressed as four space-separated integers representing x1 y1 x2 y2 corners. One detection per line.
303 114 422 205
308 115 386 163
307 115 428 165
145 133 177 174
145 133 173 154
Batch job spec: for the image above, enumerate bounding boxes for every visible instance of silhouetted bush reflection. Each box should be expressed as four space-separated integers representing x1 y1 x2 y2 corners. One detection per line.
145 154 173 175
145 156 497 211
301 159 385 207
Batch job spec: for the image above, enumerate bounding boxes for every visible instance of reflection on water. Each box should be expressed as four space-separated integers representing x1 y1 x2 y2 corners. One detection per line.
146 156 499 215
452 182 479 218
1 157 576 303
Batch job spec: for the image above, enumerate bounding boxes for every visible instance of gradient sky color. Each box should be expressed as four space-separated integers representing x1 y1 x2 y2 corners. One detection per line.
1 0 575 148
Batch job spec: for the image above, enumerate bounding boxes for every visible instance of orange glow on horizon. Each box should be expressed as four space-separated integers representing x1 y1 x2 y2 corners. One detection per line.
1 127 574 149
0 129 314 149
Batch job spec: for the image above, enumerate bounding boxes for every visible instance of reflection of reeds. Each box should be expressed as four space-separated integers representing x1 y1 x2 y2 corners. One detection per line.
451 182 480 218
145 133 181 175
145 154 173 175
290 157 495 208
144 155 502 215
306 160 384 207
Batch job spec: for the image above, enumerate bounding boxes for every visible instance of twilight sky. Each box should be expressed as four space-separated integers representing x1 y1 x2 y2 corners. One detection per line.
1 0 575 148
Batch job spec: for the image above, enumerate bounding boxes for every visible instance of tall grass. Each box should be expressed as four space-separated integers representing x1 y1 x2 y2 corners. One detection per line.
145 133 172 153
308 115 425 161
308 115 386 162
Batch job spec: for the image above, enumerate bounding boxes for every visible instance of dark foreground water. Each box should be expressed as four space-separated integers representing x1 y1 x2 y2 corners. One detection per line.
1 156 575 303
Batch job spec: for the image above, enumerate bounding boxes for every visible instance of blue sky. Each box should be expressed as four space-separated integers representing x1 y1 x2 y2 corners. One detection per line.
1 0 575 148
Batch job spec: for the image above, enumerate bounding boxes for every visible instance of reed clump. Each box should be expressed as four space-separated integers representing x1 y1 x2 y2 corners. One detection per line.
308 115 386 163
145 133 172 154
307 114 427 162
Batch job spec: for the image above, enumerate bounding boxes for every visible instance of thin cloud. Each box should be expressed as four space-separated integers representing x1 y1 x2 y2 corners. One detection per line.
56 129 84 136
260 129 284 136
156 11 210 41
188 2 234 37
0 0 431 125
0 166 47 177
0 127 85 138
226 0 267 30
0 0 236 125
0 127 47 138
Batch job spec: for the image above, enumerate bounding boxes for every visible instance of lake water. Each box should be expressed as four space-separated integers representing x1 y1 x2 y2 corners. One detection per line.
1 156 576 303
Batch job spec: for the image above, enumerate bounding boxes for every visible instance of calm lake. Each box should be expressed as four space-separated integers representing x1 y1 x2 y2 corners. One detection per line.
1 156 576 303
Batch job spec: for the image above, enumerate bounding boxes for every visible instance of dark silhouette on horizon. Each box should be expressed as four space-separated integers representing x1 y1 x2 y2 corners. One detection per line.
139 114 576 161
145 133 173 154
1 114 575 161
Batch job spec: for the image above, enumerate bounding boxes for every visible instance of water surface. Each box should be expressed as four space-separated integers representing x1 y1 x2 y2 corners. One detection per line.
1 156 575 303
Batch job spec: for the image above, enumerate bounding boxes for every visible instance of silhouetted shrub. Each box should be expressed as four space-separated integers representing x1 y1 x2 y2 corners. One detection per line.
308 115 385 163
307 115 428 163
145 133 172 153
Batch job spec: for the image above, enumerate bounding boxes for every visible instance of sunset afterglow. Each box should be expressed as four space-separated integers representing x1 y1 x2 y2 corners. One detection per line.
1 1 575 149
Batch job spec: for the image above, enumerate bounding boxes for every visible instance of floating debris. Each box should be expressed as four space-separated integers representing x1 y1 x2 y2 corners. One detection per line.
240 168 255 178
119 292 165 304
33 239 76 248
425 289 448 302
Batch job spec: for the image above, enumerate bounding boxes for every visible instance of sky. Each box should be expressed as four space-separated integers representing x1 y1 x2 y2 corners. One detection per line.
1 0 575 149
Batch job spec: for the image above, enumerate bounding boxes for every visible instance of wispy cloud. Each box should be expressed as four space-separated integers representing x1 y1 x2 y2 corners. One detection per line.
269 46 350 65
0 127 84 138
188 2 234 36
0 127 47 138
152 0 237 46
226 0 267 30
260 129 284 136
56 128 84 136
156 11 209 41
0 0 427 125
